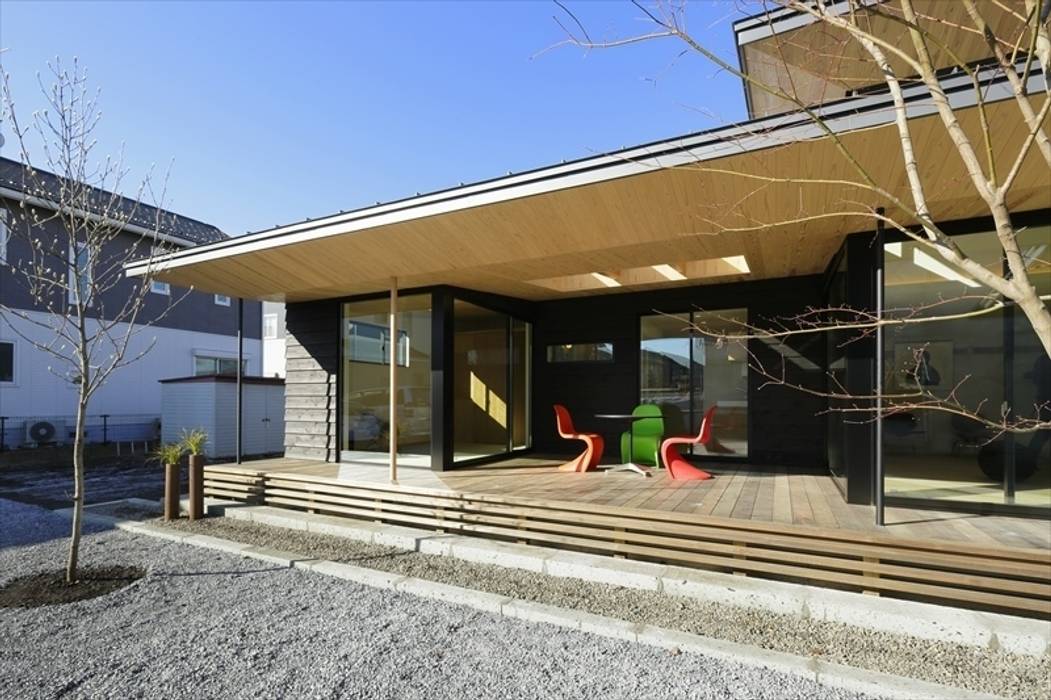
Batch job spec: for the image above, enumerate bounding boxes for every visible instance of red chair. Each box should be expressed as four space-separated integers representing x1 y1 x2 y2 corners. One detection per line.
659 405 717 481
553 404 604 473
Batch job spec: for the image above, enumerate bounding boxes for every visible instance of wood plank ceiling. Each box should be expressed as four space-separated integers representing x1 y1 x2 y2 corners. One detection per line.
149 100 1051 303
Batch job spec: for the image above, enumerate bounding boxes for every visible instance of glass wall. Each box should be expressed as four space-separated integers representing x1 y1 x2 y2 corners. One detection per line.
452 300 531 462
882 226 1050 509
341 294 432 464
640 309 748 457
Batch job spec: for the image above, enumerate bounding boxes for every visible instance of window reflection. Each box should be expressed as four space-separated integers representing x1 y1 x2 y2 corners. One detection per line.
882 226 1050 509
640 309 749 457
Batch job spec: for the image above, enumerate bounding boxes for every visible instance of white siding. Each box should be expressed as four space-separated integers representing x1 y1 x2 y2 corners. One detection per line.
161 379 284 458
0 309 261 420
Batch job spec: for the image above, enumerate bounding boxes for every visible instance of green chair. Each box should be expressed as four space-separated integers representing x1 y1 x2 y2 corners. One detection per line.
620 404 664 466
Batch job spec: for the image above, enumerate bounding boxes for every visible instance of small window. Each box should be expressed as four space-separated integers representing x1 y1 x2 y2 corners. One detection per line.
194 355 248 376
150 280 170 295
0 209 8 265
214 294 231 307
263 313 278 339
546 342 614 363
0 341 13 382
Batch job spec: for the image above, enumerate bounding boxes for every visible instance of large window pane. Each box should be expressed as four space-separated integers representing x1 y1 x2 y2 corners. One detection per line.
641 309 748 457
883 228 1050 510
341 295 431 463
693 309 749 457
640 314 692 439
453 301 509 462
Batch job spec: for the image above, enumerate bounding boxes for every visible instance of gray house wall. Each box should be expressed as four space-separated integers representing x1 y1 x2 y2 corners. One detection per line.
284 300 338 460
0 199 261 338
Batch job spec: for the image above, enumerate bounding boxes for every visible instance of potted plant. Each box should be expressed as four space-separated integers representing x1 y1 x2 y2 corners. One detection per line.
153 442 185 521
180 429 208 521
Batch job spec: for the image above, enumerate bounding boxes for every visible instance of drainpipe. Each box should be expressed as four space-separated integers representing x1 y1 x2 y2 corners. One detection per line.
389 278 398 484
237 298 244 465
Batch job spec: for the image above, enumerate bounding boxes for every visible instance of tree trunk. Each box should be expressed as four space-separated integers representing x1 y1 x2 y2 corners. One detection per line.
1015 290 1051 359
65 399 87 584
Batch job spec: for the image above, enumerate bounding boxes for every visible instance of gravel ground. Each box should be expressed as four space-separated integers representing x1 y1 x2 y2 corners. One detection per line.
152 513 1051 700
0 460 174 509
0 500 880 700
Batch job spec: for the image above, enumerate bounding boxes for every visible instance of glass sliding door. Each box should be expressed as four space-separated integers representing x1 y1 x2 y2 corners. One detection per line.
452 300 532 463
453 301 508 461
882 226 1050 510
640 314 693 439
640 309 749 457
341 294 432 465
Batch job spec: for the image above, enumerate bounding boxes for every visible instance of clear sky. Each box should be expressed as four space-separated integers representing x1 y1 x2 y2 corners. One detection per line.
0 1 749 235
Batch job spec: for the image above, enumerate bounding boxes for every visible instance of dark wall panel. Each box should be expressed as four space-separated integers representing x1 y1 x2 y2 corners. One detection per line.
284 300 339 461
531 276 828 469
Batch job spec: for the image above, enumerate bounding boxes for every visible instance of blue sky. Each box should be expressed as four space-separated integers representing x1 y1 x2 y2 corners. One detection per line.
1 1 748 235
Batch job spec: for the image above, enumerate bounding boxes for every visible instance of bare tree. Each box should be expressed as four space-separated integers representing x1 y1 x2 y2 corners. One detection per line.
0 59 186 583
551 0 1050 435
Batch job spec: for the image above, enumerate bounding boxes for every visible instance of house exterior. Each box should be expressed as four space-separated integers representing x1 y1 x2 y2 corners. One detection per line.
129 2 1049 519
0 157 262 446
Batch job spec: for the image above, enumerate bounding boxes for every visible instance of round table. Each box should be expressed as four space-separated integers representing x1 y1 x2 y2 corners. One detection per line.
594 413 653 477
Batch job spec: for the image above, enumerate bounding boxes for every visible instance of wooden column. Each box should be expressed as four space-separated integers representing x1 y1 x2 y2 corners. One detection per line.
389 278 398 484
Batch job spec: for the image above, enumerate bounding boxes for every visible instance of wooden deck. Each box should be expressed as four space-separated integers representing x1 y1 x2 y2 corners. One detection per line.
203 456 1051 617
214 456 1050 551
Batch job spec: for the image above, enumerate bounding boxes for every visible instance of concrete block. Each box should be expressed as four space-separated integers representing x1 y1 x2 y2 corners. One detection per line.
545 551 664 591
573 610 640 642
500 599 585 630
372 525 429 550
811 657 1000 700
396 577 511 614
184 534 252 554
660 564 806 617
306 517 383 544
450 539 550 573
128 523 192 543
636 625 815 680
243 546 314 567
416 534 460 557
250 509 310 531
298 560 406 590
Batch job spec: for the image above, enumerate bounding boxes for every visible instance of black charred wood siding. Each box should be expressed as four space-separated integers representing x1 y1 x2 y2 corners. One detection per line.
284 300 339 461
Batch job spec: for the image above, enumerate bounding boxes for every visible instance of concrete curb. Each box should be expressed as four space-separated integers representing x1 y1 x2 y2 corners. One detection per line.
207 501 1051 658
60 503 1004 700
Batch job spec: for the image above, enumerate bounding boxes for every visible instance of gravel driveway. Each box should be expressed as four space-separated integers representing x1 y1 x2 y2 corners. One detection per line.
0 500 880 700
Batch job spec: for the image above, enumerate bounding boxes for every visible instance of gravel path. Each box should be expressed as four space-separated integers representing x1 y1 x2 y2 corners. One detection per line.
0 500 879 700
151 514 1050 700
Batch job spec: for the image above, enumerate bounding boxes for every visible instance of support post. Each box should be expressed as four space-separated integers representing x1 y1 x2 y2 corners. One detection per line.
389 278 398 484
874 211 885 527
236 298 244 465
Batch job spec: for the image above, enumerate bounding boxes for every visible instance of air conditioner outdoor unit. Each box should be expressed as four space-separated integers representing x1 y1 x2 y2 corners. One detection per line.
24 418 66 446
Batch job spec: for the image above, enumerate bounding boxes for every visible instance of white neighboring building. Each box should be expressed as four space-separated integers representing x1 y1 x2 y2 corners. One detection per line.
0 157 262 446
262 301 286 378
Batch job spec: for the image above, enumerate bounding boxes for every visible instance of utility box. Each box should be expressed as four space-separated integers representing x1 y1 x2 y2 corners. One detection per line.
159 375 285 459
